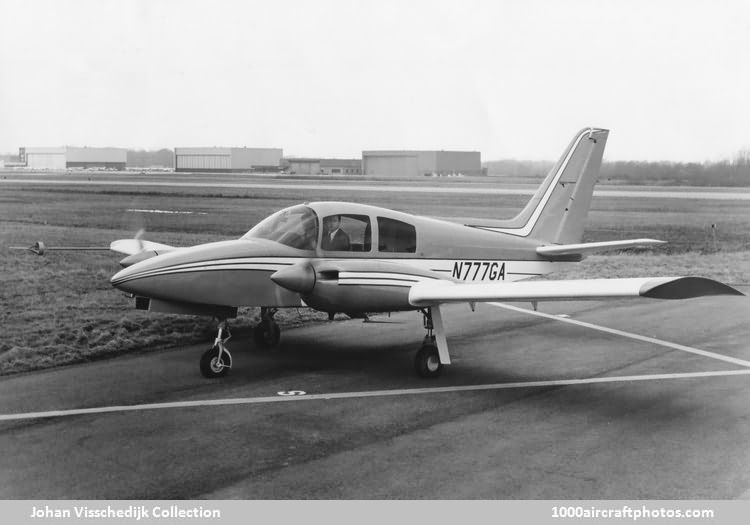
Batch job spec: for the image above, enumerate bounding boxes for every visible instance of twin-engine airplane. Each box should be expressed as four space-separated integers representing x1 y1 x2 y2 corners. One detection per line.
21 128 743 379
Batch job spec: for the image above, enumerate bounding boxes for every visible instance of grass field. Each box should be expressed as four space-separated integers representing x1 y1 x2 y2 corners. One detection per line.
2 176 749 375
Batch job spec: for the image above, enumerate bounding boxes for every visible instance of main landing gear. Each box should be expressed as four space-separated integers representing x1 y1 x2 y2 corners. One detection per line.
200 319 233 378
253 307 281 349
414 306 451 379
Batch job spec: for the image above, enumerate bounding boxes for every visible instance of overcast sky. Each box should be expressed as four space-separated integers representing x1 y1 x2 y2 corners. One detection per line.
1 0 748 161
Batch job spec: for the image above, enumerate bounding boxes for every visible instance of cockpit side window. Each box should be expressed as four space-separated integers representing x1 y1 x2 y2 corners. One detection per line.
321 214 371 252
242 205 318 250
377 217 416 253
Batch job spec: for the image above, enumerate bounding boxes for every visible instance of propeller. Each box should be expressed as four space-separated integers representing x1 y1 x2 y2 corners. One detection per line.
134 228 146 253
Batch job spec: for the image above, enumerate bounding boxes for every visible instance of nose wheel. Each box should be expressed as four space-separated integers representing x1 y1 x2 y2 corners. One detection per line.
253 307 281 348
200 320 233 378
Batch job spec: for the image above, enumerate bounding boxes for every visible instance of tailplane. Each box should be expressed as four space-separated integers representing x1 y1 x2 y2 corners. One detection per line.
473 127 608 244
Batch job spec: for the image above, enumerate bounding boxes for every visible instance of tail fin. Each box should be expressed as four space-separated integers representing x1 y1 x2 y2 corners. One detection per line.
476 127 608 244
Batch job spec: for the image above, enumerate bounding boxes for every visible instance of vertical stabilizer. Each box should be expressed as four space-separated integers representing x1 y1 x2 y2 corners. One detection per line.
476 128 608 244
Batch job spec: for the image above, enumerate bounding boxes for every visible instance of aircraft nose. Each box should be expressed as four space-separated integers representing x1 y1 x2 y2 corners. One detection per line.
109 249 182 296
108 238 297 306
270 262 315 294
110 264 142 293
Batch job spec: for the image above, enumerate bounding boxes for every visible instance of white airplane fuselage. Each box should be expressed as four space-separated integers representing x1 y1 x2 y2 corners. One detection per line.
110 201 571 314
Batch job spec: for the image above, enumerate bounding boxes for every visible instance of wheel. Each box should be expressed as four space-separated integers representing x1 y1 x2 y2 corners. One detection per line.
414 344 442 378
253 319 281 348
200 346 231 378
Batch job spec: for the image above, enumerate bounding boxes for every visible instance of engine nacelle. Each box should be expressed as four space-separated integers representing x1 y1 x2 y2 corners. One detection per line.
272 259 444 313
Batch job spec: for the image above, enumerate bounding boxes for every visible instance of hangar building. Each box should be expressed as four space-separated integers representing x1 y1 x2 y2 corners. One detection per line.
362 150 482 177
174 147 283 173
20 147 127 170
285 158 361 175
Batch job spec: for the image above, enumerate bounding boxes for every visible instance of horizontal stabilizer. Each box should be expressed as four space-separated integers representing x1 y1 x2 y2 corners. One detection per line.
536 239 666 257
110 239 177 256
408 277 742 307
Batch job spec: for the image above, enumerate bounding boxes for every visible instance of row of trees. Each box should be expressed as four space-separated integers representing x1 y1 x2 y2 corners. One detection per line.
484 150 750 186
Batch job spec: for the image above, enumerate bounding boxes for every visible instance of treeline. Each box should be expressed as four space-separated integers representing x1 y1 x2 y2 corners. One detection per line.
482 159 553 179
126 149 174 168
484 150 750 186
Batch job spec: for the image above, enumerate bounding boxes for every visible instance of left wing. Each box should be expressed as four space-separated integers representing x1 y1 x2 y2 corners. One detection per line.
11 230 177 257
408 277 743 307
11 235 180 267
109 239 177 256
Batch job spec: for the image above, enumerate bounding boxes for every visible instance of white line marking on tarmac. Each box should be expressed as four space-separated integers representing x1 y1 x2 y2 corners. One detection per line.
277 390 306 396
489 302 750 368
1 369 750 422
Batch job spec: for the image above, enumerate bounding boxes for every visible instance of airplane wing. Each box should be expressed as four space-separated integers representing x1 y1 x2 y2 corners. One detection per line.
109 239 177 256
408 277 743 307
536 239 666 257
12 229 177 257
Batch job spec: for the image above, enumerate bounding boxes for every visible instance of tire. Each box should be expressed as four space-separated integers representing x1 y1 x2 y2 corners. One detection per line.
253 320 281 348
200 346 231 378
414 344 442 378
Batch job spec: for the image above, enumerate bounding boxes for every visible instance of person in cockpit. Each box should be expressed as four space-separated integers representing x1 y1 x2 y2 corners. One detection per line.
322 215 350 251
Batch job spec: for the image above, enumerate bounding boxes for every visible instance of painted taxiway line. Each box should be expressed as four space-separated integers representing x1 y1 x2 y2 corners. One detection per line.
489 302 750 368
3 178 750 200
2 369 750 422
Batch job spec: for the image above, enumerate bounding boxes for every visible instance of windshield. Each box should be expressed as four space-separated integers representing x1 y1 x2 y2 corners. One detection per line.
242 205 318 250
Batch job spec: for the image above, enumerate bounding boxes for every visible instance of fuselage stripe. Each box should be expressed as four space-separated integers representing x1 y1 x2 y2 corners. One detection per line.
111 266 280 285
125 258 291 280
112 258 564 287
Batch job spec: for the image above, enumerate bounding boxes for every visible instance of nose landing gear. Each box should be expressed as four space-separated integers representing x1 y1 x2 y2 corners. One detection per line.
200 319 233 378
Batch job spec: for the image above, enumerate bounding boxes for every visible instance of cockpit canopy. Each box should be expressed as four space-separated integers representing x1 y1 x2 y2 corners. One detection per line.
242 203 418 253
242 205 319 250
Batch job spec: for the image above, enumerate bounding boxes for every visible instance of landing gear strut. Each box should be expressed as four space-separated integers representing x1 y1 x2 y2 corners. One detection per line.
200 319 233 378
254 307 281 348
414 306 450 378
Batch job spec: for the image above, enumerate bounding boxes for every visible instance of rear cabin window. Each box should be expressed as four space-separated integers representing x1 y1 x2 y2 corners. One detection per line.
321 214 371 252
377 217 416 253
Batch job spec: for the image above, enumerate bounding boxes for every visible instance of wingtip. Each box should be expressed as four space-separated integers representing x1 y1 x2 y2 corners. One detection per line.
640 277 744 299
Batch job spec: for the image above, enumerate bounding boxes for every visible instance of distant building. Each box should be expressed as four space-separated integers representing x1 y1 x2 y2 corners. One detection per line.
174 147 283 173
20 147 127 170
285 158 361 175
362 150 482 177
126 149 175 169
